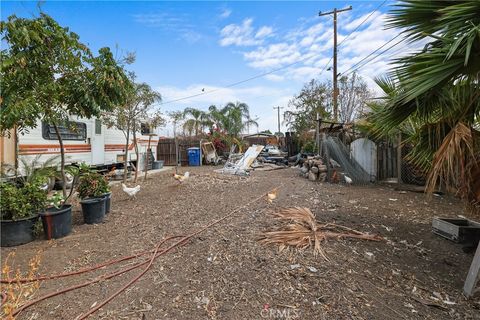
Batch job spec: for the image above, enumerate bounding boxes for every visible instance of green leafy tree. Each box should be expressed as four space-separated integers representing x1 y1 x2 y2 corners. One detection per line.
104 79 164 182
284 79 331 135
182 107 209 136
1 13 131 197
207 102 258 137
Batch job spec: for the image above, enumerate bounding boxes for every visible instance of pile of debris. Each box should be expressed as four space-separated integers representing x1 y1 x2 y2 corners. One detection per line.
293 156 345 183
299 157 329 182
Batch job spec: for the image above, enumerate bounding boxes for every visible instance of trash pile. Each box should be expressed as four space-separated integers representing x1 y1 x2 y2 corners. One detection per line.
215 145 265 176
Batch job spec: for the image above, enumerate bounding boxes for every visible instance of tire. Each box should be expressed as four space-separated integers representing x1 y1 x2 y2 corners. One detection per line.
39 177 55 192
54 172 74 190
64 172 74 189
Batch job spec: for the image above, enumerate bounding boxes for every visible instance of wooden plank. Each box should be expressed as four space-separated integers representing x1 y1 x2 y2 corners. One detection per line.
464 243 480 297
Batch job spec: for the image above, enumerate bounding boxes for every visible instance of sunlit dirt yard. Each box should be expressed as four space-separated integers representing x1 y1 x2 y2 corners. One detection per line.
2 166 479 319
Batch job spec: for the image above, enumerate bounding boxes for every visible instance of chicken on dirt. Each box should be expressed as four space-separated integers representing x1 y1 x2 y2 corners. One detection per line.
121 183 141 200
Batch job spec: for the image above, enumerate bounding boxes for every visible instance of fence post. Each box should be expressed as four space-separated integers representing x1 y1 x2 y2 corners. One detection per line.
397 132 402 183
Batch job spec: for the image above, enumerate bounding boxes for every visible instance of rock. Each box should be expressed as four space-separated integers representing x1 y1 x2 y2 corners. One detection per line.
307 266 318 273
308 171 318 181
330 159 341 168
290 264 301 270
364 251 375 261
319 173 327 182
317 165 327 172
300 167 308 174
310 167 319 174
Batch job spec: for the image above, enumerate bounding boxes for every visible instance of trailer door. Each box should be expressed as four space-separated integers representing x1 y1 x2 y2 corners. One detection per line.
91 118 105 165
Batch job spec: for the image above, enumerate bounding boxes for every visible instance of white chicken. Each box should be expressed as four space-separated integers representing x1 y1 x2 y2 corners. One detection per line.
173 172 190 183
344 175 353 185
121 183 141 199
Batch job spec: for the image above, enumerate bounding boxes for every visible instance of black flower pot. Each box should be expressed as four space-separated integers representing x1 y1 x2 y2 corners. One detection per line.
98 192 112 214
80 197 106 224
40 205 72 240
1 215 39 247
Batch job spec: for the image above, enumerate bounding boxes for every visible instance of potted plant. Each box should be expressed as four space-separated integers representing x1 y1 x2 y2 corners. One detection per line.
39 192 72 240
0 182 46 247
77 173 108 224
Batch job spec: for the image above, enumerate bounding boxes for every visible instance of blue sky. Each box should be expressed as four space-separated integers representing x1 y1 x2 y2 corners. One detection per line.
2 1 413 135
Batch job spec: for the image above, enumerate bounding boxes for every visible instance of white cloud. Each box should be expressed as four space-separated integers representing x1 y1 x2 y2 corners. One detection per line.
244 43 302 68
133 12 188 29
132 12 203 44
265 74 285 82
224 8 425 89
219 8 232 19
219 18 274 47
255 26 274 39
344 11 382 31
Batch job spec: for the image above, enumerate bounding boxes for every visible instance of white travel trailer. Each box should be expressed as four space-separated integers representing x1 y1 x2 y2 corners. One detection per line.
0 116 158 177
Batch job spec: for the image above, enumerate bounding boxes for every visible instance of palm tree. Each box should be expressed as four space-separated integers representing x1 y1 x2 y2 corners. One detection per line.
182 107 209 136
221 102 258 137
364 0 480 209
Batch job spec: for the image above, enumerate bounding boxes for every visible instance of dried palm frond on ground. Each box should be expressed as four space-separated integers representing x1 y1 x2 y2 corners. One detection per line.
259 207 383 260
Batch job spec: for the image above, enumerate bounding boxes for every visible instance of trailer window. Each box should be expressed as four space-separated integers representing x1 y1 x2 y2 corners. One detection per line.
141 123 150 135
42 122 87 141
95 119 102 134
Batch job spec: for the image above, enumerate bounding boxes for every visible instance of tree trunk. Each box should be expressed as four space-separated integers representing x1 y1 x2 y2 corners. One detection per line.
123 128 130 183
132 124 139 183
52 122 67 198
144 135 152 181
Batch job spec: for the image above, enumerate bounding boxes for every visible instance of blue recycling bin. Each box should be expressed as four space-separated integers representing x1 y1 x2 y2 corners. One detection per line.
187 147 201 166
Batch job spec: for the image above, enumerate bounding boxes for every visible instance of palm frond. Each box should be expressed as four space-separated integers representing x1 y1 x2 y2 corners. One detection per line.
259 207 382 260
426 123 478 199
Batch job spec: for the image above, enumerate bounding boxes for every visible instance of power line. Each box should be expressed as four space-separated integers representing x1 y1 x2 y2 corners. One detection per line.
337 0 387 48
319 1 387 79
342 37 404 77
159 55 316 106
340 34 402 77
160 3 388 106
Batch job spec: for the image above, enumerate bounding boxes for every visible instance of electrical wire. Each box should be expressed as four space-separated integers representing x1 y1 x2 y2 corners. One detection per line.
159 57 316 106
340 34 402 77
337 0 387 48
159 2 388 106
321 1 387 78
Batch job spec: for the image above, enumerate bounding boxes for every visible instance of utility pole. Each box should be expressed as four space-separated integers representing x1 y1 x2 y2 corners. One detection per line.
273 106 284 135
319 6 352 122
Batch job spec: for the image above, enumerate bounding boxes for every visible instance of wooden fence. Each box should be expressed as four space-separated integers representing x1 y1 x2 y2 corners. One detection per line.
157 138 201 166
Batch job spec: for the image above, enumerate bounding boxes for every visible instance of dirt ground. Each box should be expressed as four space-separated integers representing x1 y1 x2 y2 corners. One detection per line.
2 166 480 320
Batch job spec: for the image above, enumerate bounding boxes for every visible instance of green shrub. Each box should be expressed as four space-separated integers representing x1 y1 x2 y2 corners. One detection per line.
302 140 316 153
0 182 47 220
77 173 110 199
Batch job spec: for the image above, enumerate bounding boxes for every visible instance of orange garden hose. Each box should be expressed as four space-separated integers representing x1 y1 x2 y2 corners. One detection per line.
1 235 185 284
11 187 279 318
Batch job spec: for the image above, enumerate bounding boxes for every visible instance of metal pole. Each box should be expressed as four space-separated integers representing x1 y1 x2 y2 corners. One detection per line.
273 106 284 135
333 9 338 121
